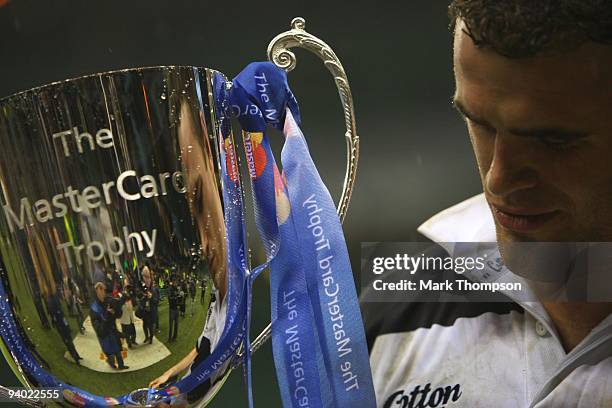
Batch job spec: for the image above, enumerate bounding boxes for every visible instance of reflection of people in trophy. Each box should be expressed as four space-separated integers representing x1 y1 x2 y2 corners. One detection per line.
68 279 86 334
149 264 161 333
120 285 137 348
148 100 229 405
189 278 196 317
153 288 160 333
200 278 206 305
139 266 159 344
149 290 227 406
167 275 180 342
33 289 51 330
46 294 83 365
179 279 187 318
28 231 82 365
90 281 129 370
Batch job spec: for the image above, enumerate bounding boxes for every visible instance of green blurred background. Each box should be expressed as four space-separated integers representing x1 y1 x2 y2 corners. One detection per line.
0 0 482 406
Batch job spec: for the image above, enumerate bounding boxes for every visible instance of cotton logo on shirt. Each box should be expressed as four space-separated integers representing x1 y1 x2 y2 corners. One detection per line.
383 382 462 408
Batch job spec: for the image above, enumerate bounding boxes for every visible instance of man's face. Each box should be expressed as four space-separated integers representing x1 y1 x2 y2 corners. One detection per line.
96 285 106 302
453 22 612 243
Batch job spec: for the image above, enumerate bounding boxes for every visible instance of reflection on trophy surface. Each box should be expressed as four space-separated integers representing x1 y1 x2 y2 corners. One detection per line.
0 66 233 404
147 95 230 407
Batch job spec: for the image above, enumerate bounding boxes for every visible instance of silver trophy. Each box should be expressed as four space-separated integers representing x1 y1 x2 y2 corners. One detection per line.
0 18 358 407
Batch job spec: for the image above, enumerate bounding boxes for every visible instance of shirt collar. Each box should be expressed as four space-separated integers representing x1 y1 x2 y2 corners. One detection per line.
417 193 495 243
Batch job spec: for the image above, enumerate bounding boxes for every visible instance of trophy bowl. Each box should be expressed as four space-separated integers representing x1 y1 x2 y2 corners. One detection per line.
0 64 242 406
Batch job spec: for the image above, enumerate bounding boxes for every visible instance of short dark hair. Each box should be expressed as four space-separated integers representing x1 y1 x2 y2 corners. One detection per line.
449 0 612 58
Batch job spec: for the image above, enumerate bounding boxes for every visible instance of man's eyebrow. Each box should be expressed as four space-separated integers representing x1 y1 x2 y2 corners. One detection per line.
451 98 589 140
452 98 492 128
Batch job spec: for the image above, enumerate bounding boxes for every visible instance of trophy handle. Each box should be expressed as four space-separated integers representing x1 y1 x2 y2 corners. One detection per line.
242 17 359 360
267 17 358 223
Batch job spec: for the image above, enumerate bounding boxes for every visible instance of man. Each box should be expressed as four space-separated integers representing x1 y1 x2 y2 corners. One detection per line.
120 285 137 348
90 281 129 370
140 266 159 344
179 278 187 318
167 275 180 342
145 264 161 333
46 293 82 365
363 2 612 407
189 277 196 317
152 277 161 334
68 279 86 335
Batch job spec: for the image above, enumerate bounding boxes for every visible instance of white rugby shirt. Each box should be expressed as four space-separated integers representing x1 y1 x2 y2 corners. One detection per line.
362 194 612 408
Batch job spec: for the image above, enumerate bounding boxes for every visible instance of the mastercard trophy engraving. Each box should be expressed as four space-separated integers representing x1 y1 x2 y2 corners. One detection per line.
0 17 359 407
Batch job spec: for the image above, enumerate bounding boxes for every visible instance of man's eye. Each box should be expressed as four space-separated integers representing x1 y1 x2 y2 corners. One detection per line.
540 136 579 151
542 136 568 145
470 121 496 134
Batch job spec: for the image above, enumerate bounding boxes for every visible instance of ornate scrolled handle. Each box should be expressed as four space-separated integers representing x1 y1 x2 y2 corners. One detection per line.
267 17 359 223
243 17 359 361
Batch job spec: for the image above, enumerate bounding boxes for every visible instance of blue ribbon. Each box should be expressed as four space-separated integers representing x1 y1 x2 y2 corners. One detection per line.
229 62 376 408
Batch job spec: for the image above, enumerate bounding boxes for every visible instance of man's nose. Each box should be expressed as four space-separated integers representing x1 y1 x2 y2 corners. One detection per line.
485 134 539 197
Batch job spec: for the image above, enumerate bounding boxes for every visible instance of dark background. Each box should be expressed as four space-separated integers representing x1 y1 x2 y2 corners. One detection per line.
0 0 481 406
